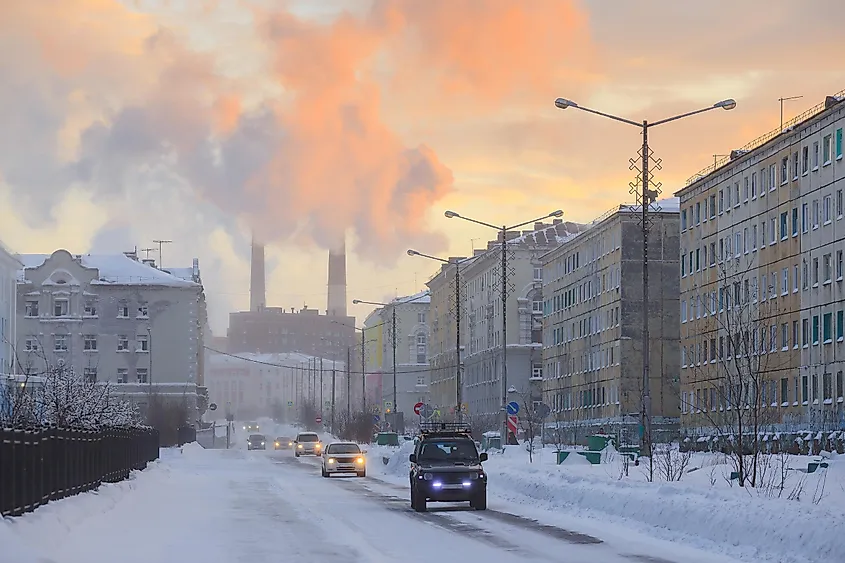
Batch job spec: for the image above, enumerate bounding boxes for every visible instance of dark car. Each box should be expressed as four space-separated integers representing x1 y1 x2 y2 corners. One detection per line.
274 436 293 450
247 434 266 450
408 423 487 512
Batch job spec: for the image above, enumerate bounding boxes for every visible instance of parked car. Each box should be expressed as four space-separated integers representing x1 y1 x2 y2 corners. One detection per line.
247 434 266 450
321 442 366 477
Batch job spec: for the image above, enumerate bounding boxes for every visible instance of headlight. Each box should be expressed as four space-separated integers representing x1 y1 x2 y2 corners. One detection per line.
288 442 293 446
469 472 478 480
298 444 303 449
275 442 279 447
261 442 265 445
423 473 433 481
356 457 364 464
315 443 321 449
328 458 335 464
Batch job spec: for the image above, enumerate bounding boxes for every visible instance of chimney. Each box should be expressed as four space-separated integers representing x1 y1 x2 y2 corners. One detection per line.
250 236 266 312
327 237 347 317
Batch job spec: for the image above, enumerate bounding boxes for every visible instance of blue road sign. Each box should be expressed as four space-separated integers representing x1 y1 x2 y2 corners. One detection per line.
506 401 520 415
373 414 381 424
287 401 293 407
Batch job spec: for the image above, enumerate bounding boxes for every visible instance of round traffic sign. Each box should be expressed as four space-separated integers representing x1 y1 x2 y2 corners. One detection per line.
208 403 217 411
506 401 520 415
287 401 293 407
413 402 424 415
372 414 381 423
315 416 322 424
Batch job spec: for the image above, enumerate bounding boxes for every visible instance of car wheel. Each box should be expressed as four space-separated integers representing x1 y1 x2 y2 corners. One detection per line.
321 466 328 478
357 471 366 478
470 492 487 511
295 452 300 457
412 486 427 512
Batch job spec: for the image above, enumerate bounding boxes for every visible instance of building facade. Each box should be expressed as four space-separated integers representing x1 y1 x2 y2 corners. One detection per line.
676 93 845 434
0 239 21 375
360 291 431 423
15 249 205 418
427 220 582 427
542 206 681 437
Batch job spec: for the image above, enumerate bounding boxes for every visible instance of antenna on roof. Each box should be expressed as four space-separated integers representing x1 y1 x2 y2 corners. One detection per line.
778 95 803 132
152 240 172 269
140 248 156 259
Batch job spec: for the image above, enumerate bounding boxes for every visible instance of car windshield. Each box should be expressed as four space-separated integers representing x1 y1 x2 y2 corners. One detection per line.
249 434 265 441
276 437 289 442
298 434 319 442
418 439 479 462
327 444 360 454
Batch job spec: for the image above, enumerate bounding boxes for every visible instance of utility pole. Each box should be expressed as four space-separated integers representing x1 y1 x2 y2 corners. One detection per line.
152 239 172 268
391 305 397 421
500 226 508 443
320 355 324 416
454 264 462 419
331 363 336 433
140 247 156 259
346 346 351 422
361 329 366 416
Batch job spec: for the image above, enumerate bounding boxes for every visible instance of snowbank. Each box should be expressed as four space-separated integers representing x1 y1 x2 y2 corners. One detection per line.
372 445 845 563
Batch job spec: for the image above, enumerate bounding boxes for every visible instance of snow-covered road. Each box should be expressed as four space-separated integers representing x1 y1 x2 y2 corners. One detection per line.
2 444 747 563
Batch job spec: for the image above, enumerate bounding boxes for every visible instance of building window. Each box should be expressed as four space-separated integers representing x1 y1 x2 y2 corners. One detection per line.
709 195 716 218
837 128 843 158
813 316 820 345
802 146 809 173
83 334 98 351
53 299 69 317
823 134 832 164
823 313 833 343
137 303 149 318
824 254 832 283
532 364 543 379
838 189 844 218
117 335 130 352
117 304 129 318
416 333 427 364
837 371 844 400
83 300 97 317
793 151 799 179
136 368 148 384
117 368 129 383
802 318 809 347
802 203 808 233
137 333 149 352
533 267 542 281
813 199 820 228
84 368 97 383
769 164 776 189
813 257 819 286
837 311 844 341
813 141 820 168
780 212 788 240
719 189 724 213
25 337 40 351
792 208 798 236
416 375 426 386
54 334 68 352
781 157 788 184
25 300 39 317
418 312 426 323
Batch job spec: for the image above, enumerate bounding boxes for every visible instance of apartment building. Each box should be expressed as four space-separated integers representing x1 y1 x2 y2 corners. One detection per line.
427 220 582 424
676 93 845 433
15 249 206 418
542 205 680 435
360 291 431 421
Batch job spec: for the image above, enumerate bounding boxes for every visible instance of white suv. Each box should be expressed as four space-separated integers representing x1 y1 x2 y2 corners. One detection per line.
293 432 322 457
321 442 366 478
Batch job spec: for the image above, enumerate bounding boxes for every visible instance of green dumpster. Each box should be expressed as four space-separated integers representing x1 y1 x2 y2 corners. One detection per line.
375 432 400 446
808 461 829 473
555 451 570 465
587 434 613 451
576 451 602 464
481 432 502 451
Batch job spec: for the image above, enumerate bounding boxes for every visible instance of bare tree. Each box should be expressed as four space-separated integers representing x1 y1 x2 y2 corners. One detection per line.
653 442 693 481
683 257 790 487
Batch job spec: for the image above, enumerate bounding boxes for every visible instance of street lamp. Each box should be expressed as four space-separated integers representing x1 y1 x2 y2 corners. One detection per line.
443 209 564 446
353 293 430 428
553 95 735 464
407 249 472 421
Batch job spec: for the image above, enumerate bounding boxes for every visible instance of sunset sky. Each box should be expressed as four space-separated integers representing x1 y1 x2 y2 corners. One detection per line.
0 0 841 333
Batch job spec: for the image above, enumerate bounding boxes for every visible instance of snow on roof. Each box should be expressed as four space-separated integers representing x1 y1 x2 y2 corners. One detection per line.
162 267 195 282
391 290 430 305
17 253 199 288
505 221 588 247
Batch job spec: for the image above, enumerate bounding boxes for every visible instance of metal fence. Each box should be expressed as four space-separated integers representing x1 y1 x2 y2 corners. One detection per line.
0 425 160 517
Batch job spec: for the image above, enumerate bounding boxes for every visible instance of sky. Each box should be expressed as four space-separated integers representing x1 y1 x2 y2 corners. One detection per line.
0 0 842 334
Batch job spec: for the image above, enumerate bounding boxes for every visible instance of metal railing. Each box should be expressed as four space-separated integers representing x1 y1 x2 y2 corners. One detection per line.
0 425 160 517
686 88 845 186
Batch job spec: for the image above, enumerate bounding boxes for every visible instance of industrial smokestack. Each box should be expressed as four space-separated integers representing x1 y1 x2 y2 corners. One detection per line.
250 237 266 311
327 238 347 317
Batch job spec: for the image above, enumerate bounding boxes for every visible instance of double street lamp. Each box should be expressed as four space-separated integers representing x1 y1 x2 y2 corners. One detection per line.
442 209 563 445
553 95 736 462
406 250 468 419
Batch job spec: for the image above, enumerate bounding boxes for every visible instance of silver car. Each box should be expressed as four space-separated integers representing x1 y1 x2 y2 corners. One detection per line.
293 432 322 457
321 442 366 478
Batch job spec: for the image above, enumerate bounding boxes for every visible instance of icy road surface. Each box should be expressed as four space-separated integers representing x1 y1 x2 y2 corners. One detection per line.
1 446 746 563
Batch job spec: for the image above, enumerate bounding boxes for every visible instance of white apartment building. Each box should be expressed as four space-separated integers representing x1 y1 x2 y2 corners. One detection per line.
542 204 681 435
676 92 845 433
0 239 21 375
16 249 206 418
427 220 582 425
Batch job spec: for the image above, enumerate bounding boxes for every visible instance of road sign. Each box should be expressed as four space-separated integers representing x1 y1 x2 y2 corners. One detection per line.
461 403 468 413
373 414 381 424
507 415 518 435
420 404 434 419
208 403 217 411
506 401 520 415
287 400 293 407
315 416 322 424
413 402 424 415
384 401 393 410
325 400 331 407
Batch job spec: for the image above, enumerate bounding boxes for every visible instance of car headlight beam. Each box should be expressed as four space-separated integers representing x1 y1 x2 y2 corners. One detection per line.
356 457 364 464
328 458 335 464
